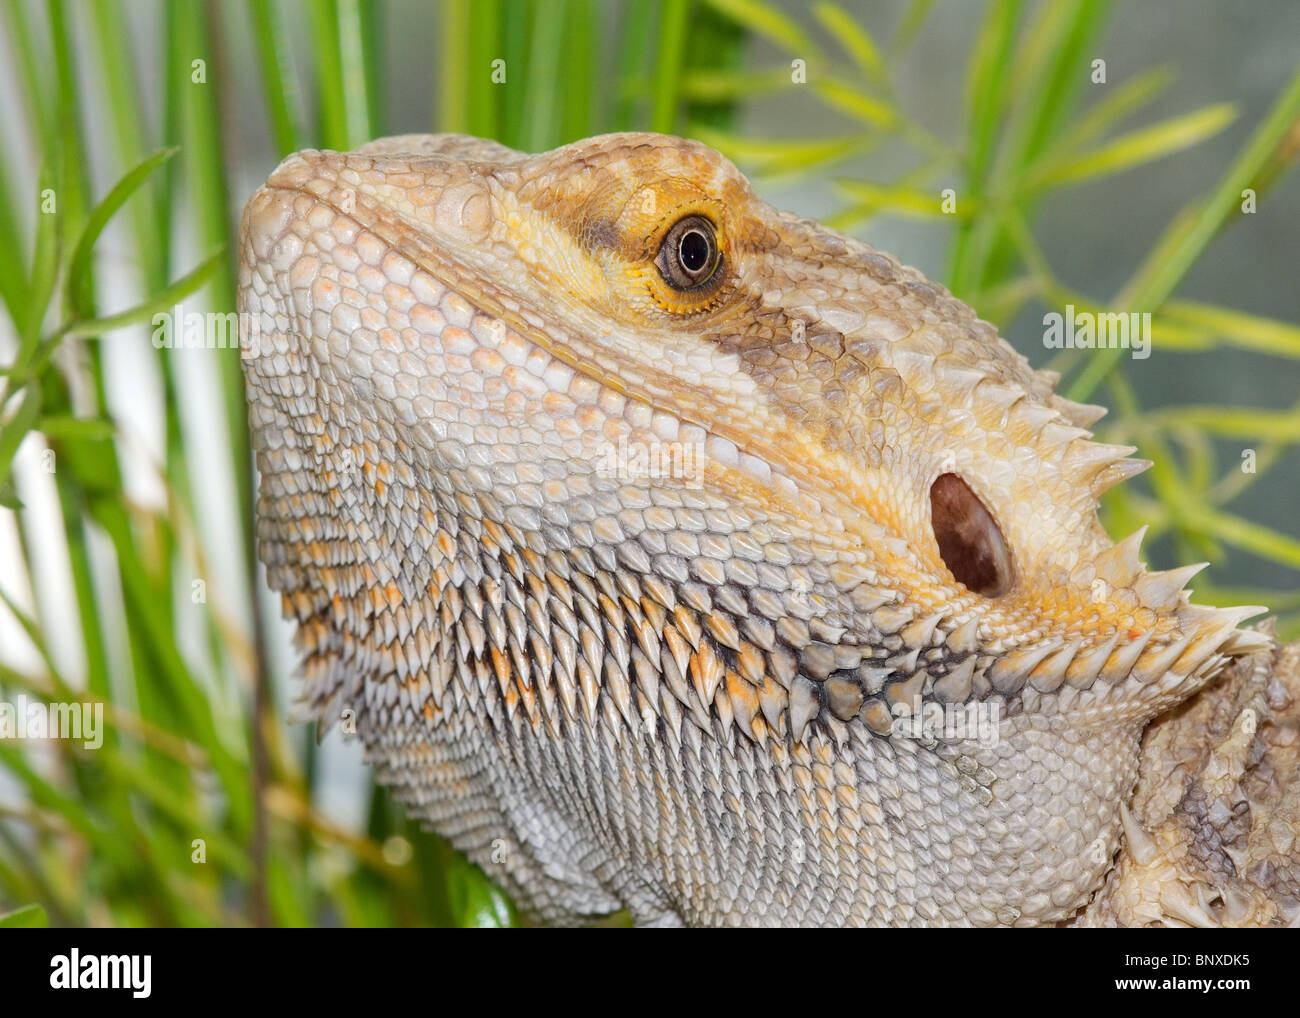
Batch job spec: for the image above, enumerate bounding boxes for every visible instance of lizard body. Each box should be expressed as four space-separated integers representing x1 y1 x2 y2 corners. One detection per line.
237 132 1286 926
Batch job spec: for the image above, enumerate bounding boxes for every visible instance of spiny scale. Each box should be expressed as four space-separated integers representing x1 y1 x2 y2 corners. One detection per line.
239 130 1269 926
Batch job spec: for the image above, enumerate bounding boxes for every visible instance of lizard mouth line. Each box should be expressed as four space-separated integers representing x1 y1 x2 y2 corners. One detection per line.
288 183 866 535
272 185 1166 649
278 184 1161 633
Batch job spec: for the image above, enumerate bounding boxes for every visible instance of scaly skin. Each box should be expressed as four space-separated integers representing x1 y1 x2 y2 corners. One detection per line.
1075 625 1300 927
237 132 1276 926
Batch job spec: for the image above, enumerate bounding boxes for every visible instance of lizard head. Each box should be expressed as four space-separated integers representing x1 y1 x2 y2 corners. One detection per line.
239 131 1267 746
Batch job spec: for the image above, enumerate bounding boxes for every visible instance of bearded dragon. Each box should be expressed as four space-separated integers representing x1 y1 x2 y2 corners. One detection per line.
237 132 1296 926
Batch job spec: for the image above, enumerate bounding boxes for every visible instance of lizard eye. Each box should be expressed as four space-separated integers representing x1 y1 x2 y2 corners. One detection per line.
656 215 722 290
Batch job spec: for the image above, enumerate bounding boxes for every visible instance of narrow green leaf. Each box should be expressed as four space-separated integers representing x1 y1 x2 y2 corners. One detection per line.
0 388 42 484
1068 65 1300 400
0 904 48 928
650 0 690 134
680 0 750 132
1164 300 1300 359
1145 316 1215 351
964 0 1022 188
680 69 792 103
0 742 139 874
612 0 656 130
522 0 570 147
0 590 66 683
87 0 166 292
37 415 116 442
247 0 305 155
893 0 935 57
335 0 375 143
692 128 866 175
0 0 39 321
560 0 595 141
703 0 821 57
25 157 63 347
835 179 974 219
464 0 502 139
9 249 225 396
499 0 533 145
61 249 224 339
811 79 897 129
0 158 26 323
2 1 55 150
1063 67 1174 154
66 148 180 320
437 0 470 133
814 3 885 80
1198 586 1300 614
1184 508 1300 571
47 0 91 269
948 0 1023 297
1002 0 1111 165
305 0 355 149
0 481 23 510
1142 406 1300 442
1027 103 1236 192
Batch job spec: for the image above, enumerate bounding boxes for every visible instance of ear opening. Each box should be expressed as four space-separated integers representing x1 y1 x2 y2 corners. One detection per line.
929 473 1014 598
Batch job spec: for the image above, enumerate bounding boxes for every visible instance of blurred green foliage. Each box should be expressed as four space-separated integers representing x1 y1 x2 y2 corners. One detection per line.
0 0 1296 927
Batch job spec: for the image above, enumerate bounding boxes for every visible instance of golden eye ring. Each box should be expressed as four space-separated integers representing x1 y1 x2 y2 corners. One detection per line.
655 214 723 291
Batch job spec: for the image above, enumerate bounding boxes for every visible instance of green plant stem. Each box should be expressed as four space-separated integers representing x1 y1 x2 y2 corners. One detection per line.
1067 65 1300 401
